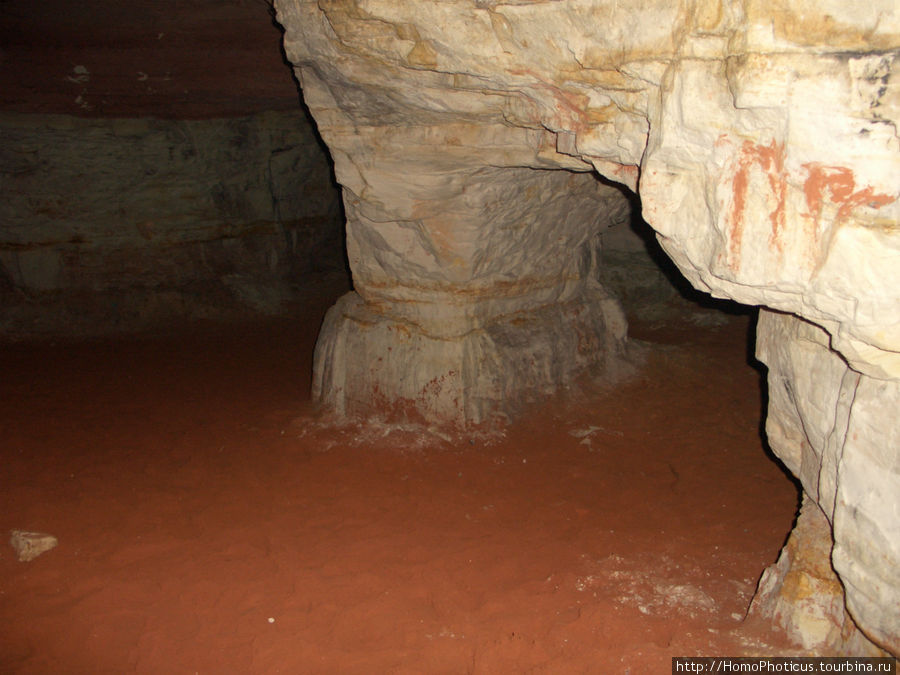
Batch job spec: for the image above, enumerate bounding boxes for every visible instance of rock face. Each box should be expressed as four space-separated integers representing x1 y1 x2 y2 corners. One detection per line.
750 496 884 656
275 0 899 653
756 310 899 654
312 165 631 425
0 110 343 335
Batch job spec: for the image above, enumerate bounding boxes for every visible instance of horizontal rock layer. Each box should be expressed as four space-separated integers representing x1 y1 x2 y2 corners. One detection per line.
0 110 343 335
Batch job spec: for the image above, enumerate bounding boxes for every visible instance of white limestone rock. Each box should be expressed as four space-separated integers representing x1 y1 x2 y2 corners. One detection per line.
313 166 632 426
276 0 900 653
750 496 885 656
757 310 900 652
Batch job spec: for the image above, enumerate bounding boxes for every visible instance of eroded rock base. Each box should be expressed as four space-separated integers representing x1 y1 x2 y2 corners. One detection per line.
313 283 631 428
751 496 886 656
757 310 900 654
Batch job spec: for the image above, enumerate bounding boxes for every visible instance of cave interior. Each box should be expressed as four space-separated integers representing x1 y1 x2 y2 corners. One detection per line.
3 1 874 670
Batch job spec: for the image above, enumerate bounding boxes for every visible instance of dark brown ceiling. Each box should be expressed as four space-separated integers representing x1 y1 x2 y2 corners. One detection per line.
0 0 302 118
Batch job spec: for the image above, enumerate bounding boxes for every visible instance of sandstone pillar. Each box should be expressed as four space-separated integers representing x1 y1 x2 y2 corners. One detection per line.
311 145 630 426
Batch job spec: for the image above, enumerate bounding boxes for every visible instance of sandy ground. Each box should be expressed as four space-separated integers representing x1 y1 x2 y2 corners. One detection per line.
0 286 802 673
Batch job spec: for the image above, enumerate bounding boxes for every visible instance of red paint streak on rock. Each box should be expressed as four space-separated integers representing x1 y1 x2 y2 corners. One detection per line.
509 68 590 129
727 140 787 270
419 370 460 411
610 163 639 185
802 164 897 228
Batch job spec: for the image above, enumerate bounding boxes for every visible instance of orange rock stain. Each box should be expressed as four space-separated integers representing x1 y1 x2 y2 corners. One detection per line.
727 139 787 269
802 163 896 228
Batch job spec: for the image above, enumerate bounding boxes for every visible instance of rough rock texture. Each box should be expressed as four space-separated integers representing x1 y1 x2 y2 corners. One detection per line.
312 166 631 425
282 7 640 428
9 530 58 563
757 310 899 654
276 0 899 654
0 110 343 336
750 496 884 655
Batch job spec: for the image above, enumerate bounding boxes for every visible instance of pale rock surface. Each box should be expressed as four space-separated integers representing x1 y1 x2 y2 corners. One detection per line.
275 0 899 652
9 530 58 563
312 166 631 425
757 310 900 654
750 495 886 656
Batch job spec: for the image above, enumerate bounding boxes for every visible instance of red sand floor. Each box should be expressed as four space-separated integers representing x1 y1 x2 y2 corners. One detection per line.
1 293 801 673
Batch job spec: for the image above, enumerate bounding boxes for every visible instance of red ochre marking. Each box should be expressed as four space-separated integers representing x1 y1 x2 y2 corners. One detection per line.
724 143 896 273
509 67 591 129
727 140 787 268
611 163 639 184
802 163 897 227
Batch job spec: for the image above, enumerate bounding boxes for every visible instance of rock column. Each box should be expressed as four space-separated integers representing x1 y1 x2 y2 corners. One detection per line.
311 142 630 426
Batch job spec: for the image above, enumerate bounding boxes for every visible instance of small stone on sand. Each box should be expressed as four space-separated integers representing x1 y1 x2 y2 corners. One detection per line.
9 530 58 562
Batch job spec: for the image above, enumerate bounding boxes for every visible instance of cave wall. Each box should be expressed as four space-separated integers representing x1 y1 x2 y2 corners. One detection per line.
0 0 672 339
0 111 342 335
274 0 899 655
0 0 346 337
